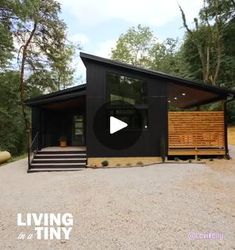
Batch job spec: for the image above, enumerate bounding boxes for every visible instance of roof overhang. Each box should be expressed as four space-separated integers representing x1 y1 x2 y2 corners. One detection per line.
25 84 86 107
81 52 235 108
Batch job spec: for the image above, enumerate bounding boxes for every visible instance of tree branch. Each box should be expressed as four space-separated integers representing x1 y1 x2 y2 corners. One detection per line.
179 4 210 83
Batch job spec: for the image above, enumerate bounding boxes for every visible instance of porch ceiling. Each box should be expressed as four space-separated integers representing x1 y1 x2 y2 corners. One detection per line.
168 82 229 109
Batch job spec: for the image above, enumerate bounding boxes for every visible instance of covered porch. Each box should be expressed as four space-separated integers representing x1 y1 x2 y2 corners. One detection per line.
28 84 86 150
39 98 86 148
26 85 87 172
167 81 231 158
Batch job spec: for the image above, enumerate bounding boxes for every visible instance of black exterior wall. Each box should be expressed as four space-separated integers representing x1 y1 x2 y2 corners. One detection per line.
31 107 42 148
85 60 168 158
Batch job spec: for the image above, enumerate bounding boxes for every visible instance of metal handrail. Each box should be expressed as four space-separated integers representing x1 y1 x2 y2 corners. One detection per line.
28 132 39 171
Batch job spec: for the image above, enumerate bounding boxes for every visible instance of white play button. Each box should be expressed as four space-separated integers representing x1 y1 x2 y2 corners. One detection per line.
110 116 128 134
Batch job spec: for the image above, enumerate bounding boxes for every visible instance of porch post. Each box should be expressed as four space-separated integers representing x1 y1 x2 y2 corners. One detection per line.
223 101 229 159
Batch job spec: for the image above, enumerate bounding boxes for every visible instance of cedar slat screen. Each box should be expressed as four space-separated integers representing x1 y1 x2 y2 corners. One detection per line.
168 111 225 149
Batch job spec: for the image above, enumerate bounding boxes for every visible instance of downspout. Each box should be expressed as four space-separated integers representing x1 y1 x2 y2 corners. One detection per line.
224 94 234 159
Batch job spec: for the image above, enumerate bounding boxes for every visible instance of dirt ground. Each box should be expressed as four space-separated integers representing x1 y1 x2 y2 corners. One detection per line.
0 148 234 250
228 126 235 145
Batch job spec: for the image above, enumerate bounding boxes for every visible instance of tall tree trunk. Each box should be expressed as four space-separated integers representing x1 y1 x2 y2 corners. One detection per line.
19 21 37 131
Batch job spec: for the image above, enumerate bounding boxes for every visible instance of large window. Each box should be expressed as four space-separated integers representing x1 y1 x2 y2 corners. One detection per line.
106 72 148 130
107 73 147 105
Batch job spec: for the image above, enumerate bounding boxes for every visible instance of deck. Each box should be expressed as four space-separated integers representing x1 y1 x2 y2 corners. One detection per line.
168 111 226 156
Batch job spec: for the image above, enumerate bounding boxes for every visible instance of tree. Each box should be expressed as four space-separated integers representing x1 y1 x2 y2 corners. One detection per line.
148 38 182 76
179 1 235 121
111 25 181 76
0 71 27 155
0 1 14 68
179 0 235 86
0 0 75 131
219 17 235 89
111 25 156 67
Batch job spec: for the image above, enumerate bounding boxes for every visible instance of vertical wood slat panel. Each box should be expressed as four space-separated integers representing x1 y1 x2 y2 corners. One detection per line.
168 111 225 149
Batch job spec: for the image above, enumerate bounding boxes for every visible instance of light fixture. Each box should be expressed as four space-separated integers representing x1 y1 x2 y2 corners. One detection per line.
182 93 186 96
174 97 178 100
168 100 171 103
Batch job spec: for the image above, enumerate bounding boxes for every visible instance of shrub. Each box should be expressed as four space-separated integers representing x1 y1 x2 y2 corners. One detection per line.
136 161 144 166
101 160 109 167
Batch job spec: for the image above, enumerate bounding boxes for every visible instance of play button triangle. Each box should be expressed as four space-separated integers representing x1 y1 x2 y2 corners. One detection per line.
110 116 128 134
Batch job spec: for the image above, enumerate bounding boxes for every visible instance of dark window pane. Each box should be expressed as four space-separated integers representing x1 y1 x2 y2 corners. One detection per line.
108 108 148 130
107 73 147 105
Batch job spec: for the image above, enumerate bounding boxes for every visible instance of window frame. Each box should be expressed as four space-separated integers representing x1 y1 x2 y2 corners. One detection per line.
105 71 149 131
106 71 148 106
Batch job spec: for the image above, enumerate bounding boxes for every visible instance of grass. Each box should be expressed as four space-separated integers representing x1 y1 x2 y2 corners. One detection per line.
228 126 235 145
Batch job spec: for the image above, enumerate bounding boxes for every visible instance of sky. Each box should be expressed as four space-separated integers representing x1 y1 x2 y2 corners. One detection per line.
57 0 204 83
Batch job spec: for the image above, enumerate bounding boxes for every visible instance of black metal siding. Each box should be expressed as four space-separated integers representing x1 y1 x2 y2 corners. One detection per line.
86 61 168 157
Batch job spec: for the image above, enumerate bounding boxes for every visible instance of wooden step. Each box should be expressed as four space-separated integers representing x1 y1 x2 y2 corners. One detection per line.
30 162 86 168
37 150 86 154
29 150 87 172
32 159 86 164
28 168 84 173
34 154 86 158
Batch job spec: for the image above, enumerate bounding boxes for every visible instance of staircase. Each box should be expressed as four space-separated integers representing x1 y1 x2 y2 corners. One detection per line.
28 150 87 172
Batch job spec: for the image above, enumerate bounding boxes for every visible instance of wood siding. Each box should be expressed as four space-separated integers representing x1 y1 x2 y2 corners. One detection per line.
168 111 225 155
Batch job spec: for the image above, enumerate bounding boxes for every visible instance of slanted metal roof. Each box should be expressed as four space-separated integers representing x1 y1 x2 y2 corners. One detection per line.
81 52 235 108
25 84 86 106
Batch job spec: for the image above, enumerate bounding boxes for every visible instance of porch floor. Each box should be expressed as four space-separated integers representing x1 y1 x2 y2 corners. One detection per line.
41 146 86 152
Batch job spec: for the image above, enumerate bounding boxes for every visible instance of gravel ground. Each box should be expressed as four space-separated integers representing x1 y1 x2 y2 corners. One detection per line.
0 148 235 250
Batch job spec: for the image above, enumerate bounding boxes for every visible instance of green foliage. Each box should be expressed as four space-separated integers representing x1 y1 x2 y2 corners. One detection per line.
227 101 235 125
199 0 235 22
0 71 27 155
0 0 77 154
0 0 77 135
179 0 235 122
0 1 14 68
180 20 235 88
111 25 181 76
4 0 75 90
111 25 155 67
101 160 109 167
220 18 235 89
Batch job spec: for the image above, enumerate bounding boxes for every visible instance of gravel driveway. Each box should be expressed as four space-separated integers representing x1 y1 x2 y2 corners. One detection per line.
0 149 234 250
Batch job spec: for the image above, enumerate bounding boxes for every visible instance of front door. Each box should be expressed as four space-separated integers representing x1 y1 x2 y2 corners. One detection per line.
72 115 85 146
